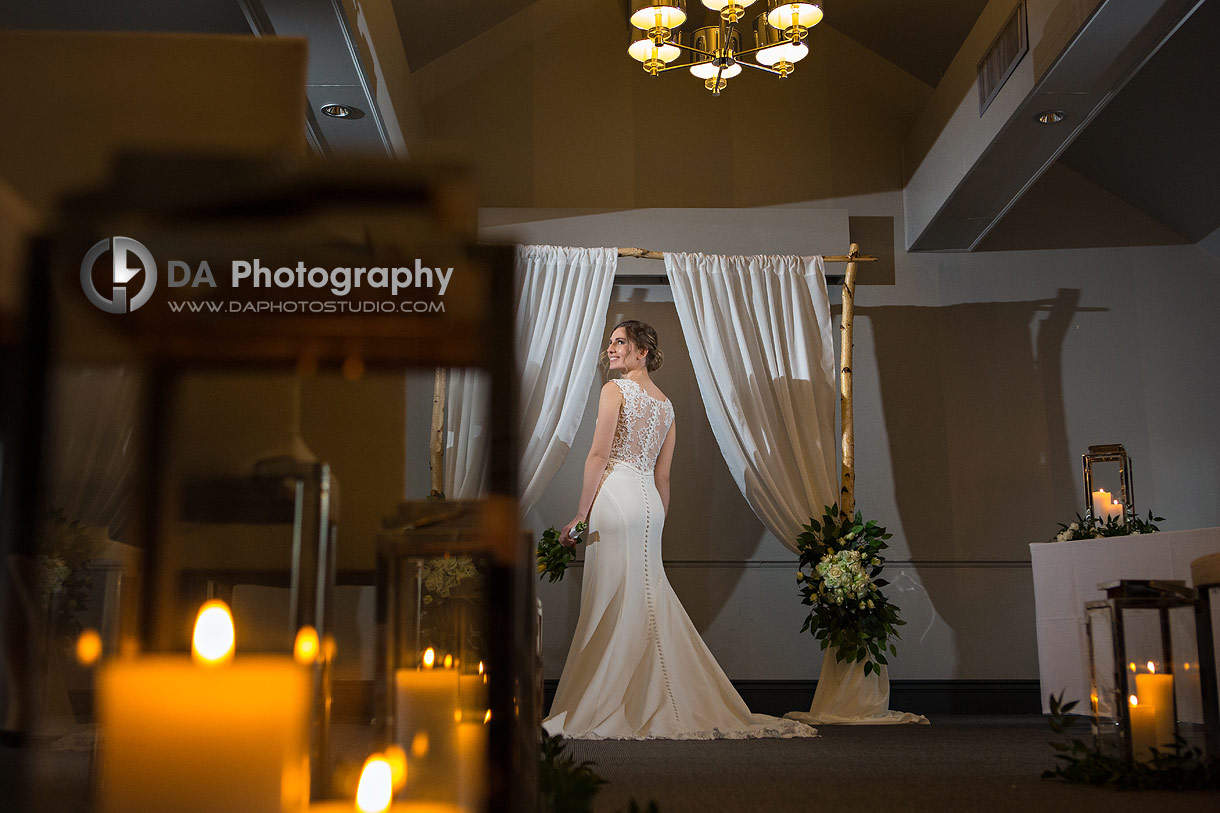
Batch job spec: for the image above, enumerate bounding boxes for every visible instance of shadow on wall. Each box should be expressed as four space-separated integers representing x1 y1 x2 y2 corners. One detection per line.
861 289 1092 549
858 290 1094 666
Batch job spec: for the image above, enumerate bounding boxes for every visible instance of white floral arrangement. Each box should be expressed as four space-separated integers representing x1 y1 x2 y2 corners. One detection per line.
796 505 904 676
1052 510 1163 542
814 549 879 609
420 555 480 604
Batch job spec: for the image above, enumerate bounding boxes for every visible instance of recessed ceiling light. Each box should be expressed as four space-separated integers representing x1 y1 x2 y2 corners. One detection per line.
321 103 359 119
1037 110 1067 124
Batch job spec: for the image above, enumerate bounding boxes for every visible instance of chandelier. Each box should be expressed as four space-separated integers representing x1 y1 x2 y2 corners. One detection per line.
628 1 824 95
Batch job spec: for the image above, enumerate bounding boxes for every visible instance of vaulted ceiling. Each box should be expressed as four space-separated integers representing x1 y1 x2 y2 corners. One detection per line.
3 0 1217 252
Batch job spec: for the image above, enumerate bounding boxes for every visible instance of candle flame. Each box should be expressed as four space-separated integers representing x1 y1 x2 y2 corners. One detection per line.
355 757 393 813
423 647 435 668
294 627 319 664
1129 695 1139 707
383 745 408 792
1147 661 1156 674
76 628 102 666
484 709 492 724
1129 662 1137 672
192 600 235 665
478 661 484 675
1184 662 1191 670
443 654 454 669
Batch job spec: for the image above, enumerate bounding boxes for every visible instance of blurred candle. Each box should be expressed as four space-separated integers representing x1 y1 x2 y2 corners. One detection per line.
456 723 487 813
97 602 310 813
1134 663 1175 751
395 667 460 804
1128 695 1156 762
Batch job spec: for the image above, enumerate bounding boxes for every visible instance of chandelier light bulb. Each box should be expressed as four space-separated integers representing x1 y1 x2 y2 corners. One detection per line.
629 37 681 65
689 60 742 80
767 2 823 36
703 0 759 22
757 40 808 67
630 2 687 32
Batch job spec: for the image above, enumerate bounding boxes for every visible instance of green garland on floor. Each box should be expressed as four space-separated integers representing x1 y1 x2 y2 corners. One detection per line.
1042 694 1220 790
539 730 660 812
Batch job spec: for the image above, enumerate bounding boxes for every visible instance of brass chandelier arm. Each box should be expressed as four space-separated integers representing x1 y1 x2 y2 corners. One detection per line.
736 59 783 76
666 40 718 60
732 40 787 59
652 61 707 74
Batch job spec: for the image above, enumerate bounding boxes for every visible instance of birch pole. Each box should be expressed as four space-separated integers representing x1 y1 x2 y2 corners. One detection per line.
429 367 446 498
839 243 860 522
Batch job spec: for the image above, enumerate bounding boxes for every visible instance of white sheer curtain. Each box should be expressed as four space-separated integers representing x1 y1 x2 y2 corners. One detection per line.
444 245 616 515
664 252 837 553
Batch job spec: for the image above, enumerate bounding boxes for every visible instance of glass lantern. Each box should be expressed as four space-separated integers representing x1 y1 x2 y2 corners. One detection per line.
377 499 497 808
1082 443 1134 526
1086 580 1207 764
19 153 529 812
1192 553 1220 759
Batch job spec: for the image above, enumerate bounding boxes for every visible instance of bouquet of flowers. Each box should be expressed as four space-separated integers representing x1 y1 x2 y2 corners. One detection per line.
1052 509 1163 541
536 522 587 583
796 504 904 676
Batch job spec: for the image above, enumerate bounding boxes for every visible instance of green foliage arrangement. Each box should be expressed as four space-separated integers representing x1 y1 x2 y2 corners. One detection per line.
538 730 660 813
1052 510 1164 542
1043 694 1220 789
40 508 101 639
796 504 904 677
538 730 607 813
536 522 587 583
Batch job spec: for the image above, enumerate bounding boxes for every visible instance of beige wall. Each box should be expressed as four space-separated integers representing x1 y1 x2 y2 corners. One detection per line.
0 30 308 216
411 2 928 209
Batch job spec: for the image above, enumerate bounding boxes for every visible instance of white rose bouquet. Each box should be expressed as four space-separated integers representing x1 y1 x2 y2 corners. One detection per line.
796 504 904 676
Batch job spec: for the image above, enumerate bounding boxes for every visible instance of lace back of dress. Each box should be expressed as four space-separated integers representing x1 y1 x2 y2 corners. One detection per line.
608 379 674 472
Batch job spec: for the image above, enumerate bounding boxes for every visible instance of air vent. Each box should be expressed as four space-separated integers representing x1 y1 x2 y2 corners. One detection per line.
978 2 1028 115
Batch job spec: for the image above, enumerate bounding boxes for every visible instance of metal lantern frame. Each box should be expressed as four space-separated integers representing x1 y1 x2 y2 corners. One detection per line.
1193 572 1220 759
23 156 529 810
1082 443 1134 525
1085 580 1204 764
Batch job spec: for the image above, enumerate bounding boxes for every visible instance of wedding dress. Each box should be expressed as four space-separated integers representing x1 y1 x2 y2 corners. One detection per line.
543 378 816 740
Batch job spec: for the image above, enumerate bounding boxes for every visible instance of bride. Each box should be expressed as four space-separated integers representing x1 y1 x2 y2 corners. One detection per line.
542 320 816 740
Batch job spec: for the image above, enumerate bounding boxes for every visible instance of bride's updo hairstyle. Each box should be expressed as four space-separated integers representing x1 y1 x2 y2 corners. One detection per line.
612 319 664 373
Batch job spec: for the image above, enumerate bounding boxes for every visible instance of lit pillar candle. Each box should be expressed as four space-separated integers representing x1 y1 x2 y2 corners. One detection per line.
394 662 460 804
456 723 488 813
1134 664 1175 751
1128 695 1157 762
97 602 310 813
1091 489 1111 520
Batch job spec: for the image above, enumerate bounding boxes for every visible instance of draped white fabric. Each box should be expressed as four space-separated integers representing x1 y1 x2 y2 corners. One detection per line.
663 252 837 554
783 647 928 726
444 245 617 514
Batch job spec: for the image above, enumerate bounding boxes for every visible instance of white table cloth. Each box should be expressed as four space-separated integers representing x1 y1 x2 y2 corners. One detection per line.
1029 527 1220 713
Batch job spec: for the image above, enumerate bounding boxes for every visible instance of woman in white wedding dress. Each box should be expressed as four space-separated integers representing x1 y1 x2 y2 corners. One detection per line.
542 320 816 740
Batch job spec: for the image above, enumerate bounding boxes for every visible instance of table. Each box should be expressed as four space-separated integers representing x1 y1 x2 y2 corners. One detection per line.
1029 526 1220 713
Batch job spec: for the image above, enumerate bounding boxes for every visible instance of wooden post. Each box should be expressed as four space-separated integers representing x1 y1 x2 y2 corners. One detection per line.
839 243 859 522
429 367 446 498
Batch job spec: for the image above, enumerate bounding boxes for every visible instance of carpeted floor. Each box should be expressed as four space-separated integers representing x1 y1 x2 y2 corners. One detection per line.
565 715 1219 813
6 715 1218 810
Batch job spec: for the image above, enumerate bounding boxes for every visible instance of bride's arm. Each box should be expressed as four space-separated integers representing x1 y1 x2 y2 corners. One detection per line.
561 382 623 543
654 420 676 515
